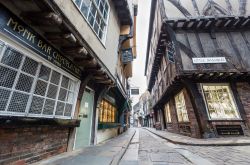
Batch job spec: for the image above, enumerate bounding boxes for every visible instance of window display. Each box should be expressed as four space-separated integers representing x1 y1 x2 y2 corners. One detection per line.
175 91 189 122
202 84 240 119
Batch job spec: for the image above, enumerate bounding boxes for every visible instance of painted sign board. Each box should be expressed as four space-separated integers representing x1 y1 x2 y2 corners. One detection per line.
192 57 227 64
122 48 133 64
0 5 81 78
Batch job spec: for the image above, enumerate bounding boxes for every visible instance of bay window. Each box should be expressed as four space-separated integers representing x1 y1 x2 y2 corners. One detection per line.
74 0 110 43
202 84 240 119
175 91 189 122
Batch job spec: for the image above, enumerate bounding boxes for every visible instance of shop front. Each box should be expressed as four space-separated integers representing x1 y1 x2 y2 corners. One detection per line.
160 82 250 138
0 5 81 164
97 95 120 143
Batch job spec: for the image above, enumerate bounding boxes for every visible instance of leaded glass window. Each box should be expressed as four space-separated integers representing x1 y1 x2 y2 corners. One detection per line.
74 0 110 43
164 103 172 123
0 40 79 119
175 91 189 122
202 84 240 119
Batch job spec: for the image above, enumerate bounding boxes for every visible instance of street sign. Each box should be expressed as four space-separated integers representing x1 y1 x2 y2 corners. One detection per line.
192 57 227 64
130 88 139 95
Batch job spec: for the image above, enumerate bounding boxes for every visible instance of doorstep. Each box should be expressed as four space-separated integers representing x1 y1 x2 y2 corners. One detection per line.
144 127 250 146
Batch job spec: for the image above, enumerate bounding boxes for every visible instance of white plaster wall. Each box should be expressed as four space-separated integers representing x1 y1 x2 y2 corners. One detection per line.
53 0 120 76
97 128 118 144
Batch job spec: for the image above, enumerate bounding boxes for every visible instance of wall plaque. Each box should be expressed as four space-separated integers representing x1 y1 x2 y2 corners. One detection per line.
192 57 227 64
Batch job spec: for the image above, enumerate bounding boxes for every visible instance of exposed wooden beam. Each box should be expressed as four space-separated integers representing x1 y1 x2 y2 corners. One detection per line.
45 32 77 43
93 74 109 80
75 57 97 67
96 79 113 84
62 46 88 56
21 12 63 25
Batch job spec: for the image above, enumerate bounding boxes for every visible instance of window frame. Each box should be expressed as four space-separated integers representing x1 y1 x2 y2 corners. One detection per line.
174 91 189 123
0 37 80 119
164 103 172 123
99 99 117 123
200 83 241 121
73 0 110 45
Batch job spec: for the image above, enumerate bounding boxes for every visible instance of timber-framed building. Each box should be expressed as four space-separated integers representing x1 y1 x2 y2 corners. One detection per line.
145 0 250 138
0 0 137 164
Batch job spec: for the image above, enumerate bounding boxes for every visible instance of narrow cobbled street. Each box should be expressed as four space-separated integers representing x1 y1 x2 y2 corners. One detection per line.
119 128 250 165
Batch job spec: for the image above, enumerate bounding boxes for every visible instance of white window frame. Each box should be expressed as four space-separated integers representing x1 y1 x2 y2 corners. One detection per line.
0 34 80 119
174 91 189 122
73 0 110 45
201 83 241 121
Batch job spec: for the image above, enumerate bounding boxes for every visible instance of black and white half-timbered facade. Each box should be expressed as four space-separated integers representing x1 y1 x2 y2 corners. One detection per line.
145 0 250 138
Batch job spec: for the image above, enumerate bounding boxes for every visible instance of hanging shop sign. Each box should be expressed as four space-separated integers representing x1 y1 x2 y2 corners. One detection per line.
166 41 175 63
192 57 227 64
0 6 81 78
121 48 133 64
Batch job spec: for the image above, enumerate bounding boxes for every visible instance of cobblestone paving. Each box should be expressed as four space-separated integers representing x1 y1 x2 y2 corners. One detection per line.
182 145 250 165
138 129 192 165
138 128 250 165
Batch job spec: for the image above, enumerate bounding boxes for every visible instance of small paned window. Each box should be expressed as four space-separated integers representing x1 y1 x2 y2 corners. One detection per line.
99 99 116 123
164 103 171 123
0 41 79 119
202 84 240 119
74 0 110 43
175 91 189 122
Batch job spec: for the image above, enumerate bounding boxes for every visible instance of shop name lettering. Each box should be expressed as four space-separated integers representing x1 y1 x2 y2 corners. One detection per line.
6 17 81 76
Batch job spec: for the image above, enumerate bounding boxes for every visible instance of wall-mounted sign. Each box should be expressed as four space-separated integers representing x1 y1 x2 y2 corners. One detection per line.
130 88 139 95
0 6 81 78
166 41 175 63
122 48 133 64
192 57 227 64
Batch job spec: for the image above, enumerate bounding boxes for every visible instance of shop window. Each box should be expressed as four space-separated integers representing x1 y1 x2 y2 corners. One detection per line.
175 91 189 122
99 99 116 123
74 0 110 43
164 103 171 123
202 84 240 119
0 41 79 119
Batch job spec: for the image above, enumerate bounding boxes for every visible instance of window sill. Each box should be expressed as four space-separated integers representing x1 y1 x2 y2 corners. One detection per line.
0 116 80 128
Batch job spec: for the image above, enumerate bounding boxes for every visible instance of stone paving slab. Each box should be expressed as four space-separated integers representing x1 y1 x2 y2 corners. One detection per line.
144 127 250 146
32 129 136 165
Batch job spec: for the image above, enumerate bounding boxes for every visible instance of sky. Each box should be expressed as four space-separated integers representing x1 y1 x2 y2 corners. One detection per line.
130 0 151 106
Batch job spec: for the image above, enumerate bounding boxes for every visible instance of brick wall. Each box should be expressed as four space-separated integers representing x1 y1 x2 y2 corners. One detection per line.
183 89 201 138
163 89 201 138
0 126 70 165
167 98 179 133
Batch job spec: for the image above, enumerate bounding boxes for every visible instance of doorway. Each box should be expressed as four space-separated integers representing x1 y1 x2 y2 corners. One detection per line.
74 88 95 150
